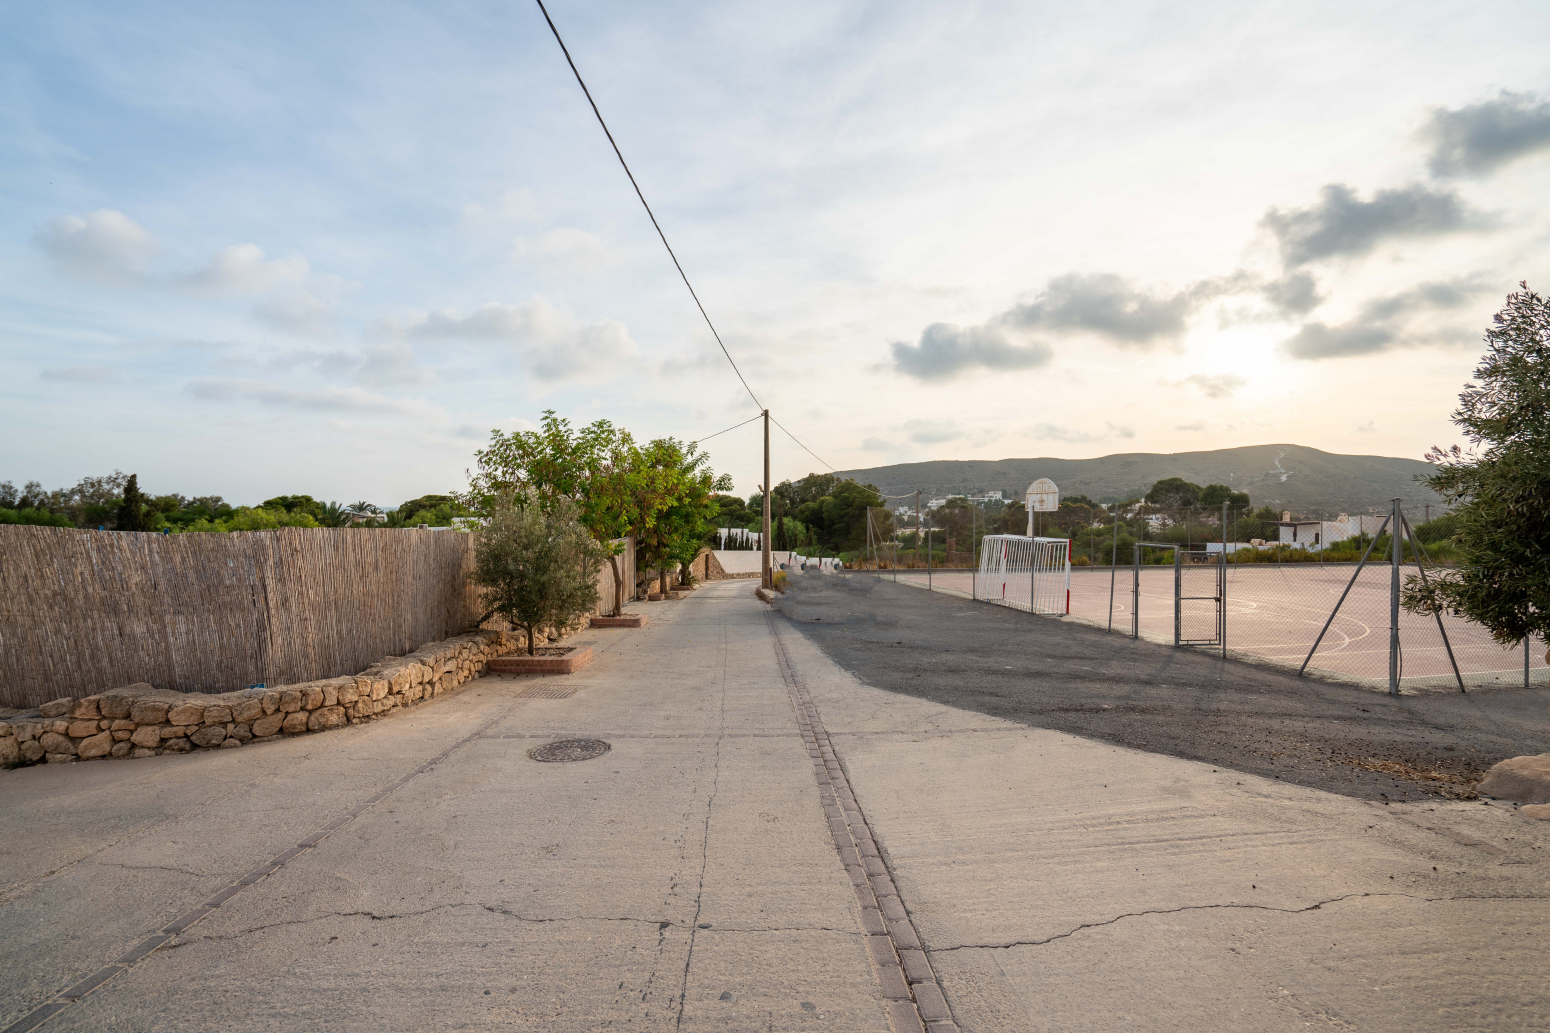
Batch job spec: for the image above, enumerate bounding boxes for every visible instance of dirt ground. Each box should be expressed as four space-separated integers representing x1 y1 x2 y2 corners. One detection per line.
777 573 1550 802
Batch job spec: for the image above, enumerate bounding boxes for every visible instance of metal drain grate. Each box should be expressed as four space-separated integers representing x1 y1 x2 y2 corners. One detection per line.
516 685 576 699
528 739 610 763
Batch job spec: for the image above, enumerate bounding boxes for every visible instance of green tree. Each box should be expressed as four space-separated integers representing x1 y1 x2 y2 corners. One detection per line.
1145 477 1203 509
115 474 157 532
1199 483 1250 508
1403 282 1550 648
261 495 325 519
471 500 606 656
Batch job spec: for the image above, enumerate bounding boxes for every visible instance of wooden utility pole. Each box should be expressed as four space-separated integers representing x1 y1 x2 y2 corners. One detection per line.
761 409 772 589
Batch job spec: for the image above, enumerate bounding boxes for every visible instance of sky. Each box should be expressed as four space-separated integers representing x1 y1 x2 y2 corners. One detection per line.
3 0 1549 506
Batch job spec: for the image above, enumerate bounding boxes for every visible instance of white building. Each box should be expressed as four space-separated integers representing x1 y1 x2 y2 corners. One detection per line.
1275 512 1388 548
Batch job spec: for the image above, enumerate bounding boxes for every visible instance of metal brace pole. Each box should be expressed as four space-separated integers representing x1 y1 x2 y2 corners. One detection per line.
1132 543 1140 639
1402 512 1465 693
1174 546 1182 647
1390 498 1401 696
1221 500 1229 658
1300 513 1393 677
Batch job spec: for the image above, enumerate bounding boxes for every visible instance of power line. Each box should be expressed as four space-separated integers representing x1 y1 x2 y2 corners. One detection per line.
768 414 916 500
532 0 762 412
688 413 762 446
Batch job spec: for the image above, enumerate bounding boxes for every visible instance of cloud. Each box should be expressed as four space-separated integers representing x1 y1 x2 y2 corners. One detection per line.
1176 421 1207 432
460 190 538 230
34 209 158 286
889 322 1052 381
1028 423 1095 443
1178 373 1246 398
1106 423 1136 439
40 365 120 383
181 244 308 295
1354 420 1377 433
1261 272 1324 315
185 377 439 417
394 297 636 381
901 419 962 444
1261 184 1489 267
1280 277 1487 360
1003 272 1248 346
513 228 618 270
860 437 895 451
1424 91 1550 177
253 289 337 338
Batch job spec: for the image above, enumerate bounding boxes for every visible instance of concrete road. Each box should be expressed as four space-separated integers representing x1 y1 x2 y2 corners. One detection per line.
3 578 1547 1032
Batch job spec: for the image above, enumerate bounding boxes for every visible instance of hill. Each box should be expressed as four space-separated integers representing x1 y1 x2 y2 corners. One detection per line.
835 444 1442 518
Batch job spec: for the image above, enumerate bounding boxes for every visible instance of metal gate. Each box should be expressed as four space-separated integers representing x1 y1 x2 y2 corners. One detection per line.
1176 548 1225 649
1133 543 1225 652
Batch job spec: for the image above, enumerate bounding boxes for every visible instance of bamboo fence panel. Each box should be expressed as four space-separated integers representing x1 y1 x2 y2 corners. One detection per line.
0 526 639 709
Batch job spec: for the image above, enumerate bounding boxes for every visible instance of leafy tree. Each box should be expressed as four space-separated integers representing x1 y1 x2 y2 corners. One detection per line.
471 500 606 655
115 474 158 532
633 438 730 593
1199 483 1251 508
1145 477 1203 509
1403 282 1550 648
463 411 689 615
262 495 325 519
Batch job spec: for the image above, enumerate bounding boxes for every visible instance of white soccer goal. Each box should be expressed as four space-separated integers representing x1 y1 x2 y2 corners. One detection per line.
977 534 1071 615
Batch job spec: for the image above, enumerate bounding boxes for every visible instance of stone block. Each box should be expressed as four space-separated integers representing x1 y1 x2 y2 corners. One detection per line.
1479 754 1550 804
219 738 242 748
308 706 346 732
72 697 103 720
21 740 45 764
161 725 188 739
11 722 38 742
232 699 263 723
320 683 338 707
130 747 158 759
39 731 76 755
278 689 302 713
303 685 325 710
98 719 112 730
229 723 253 742
0 737 19 767
203 705 233 725
52 719 71 734
281 711 309 734
261 692 280 715
77 731 114 759
168 703 205 726
339 681 360 705
39 698 75 719
99 695 134 720
46 752 76 763
68 720 101 738
371 679 388 701
251 712 284 738
190 725 227 748
131 725 163 748
110 740 132 759
162 738 193 753
110 719 135 731
131 701 170 725
113 730 133 741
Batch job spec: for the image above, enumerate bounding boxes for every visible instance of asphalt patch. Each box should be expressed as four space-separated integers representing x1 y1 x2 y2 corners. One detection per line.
778 574 1550 802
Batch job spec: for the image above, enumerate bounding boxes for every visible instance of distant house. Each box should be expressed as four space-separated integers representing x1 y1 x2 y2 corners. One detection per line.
1275 512 1387 548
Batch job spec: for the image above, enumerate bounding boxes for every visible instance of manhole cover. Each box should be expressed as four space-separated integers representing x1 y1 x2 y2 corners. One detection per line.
528 738 611 763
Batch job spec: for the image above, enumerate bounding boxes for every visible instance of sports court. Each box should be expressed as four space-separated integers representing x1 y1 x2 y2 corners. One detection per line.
887 564 1546 692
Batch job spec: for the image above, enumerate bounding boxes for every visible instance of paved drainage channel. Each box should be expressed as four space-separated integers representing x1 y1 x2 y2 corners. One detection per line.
1 695 537 1033
766 611 958 1033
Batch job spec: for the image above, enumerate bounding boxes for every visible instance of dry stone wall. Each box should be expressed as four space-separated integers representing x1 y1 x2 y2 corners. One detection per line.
0 628 535 769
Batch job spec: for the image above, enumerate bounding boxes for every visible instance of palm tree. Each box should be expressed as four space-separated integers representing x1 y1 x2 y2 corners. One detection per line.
344 501 380 525
320 500 347 527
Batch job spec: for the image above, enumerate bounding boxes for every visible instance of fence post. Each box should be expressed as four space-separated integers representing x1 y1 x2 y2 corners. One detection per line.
1132 543 1140 639
1528 637 1532 690
927 527 932 592
1108 504 1120 632
1389 498 1401 696
1173 546 1182 647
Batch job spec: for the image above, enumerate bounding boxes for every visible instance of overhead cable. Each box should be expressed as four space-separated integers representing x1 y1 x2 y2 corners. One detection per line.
688 413 763 446
532 0 763 412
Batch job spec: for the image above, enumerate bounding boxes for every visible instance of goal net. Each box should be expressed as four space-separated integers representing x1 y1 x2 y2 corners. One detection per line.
977 535 1071 615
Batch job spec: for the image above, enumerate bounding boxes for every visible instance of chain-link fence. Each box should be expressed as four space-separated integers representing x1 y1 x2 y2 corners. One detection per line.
857 501 1546 694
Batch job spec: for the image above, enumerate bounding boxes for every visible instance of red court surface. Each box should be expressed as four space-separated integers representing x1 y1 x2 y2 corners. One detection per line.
883 566 1545 693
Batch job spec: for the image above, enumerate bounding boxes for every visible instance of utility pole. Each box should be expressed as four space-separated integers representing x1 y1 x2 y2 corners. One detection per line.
914 490 922 569
761 410 772 590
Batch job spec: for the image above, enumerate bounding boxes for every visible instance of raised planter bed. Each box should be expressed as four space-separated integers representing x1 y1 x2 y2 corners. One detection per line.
487 644 594 676
591 614 649 629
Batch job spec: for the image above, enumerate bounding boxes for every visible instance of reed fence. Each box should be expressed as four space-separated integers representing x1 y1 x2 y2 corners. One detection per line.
0 526 635 709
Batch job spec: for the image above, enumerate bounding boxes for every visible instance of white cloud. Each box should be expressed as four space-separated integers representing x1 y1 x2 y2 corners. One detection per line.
1177 373 1247 399
40 365 121 383
34 209 158 286
861 437 895 451
181 244 308 295
460 189 538 230
185 377 439 418
901 418 962 444
253 288 338 338
395 297 636 381
513 227 618 270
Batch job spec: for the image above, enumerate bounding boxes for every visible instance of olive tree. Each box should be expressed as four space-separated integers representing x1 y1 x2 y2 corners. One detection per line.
471 500 606 656
1403 282 1550 651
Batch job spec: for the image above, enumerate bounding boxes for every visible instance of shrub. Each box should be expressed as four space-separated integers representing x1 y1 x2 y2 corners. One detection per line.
471 500 606 656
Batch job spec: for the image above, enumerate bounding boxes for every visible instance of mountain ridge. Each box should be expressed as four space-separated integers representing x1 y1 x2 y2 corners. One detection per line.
834 444 1442 518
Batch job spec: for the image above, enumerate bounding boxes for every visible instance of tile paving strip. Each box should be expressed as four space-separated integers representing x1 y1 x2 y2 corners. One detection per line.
2 694 538 1033
766 611 959 1033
